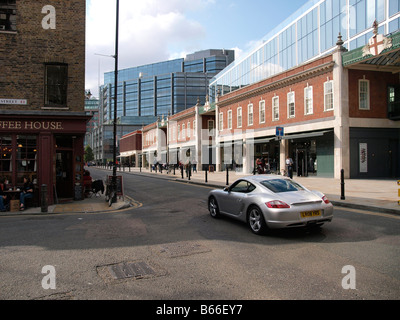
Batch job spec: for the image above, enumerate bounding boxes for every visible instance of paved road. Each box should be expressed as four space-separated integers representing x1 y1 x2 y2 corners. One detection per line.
0 168 399 303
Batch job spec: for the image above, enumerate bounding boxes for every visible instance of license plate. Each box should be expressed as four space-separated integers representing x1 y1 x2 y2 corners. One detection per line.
300 210 321 218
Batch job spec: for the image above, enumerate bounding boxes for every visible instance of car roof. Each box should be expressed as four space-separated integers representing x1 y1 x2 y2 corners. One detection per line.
240 175 288 183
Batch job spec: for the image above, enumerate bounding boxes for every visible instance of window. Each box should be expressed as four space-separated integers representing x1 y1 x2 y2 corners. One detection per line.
237 107 242 128
187 122 190 138
178 125 180 140
304 86 313 115
168 127 171 142
248 103 253 126
173 126 176 141
227 110 232 130
193 120 196 137
324 81 334 111
287 92 295 118
219 112 223 131
259 100 265 123
208 120 214 136
260 179 305 193
0 136 12 184
16 135 37 183
359 79 370 110
272 96 279 121
182 124 185 139
0 0 17 32
229 180 256 193
44 63 68 108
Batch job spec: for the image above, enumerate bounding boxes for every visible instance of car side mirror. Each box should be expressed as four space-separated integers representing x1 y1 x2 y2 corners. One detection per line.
223 187 230 192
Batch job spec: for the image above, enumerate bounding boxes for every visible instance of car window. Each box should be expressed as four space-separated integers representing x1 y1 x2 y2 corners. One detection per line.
230 180 255 193
260 179 305 193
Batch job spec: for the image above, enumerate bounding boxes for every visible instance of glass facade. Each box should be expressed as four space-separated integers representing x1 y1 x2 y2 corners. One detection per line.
101 49 234 125
210 0 400 101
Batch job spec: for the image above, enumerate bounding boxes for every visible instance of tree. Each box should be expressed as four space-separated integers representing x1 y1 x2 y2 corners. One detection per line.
84 145 94 163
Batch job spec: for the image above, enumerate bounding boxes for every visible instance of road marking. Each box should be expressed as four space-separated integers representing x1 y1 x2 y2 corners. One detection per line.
169 180 217 190
339 207 400 220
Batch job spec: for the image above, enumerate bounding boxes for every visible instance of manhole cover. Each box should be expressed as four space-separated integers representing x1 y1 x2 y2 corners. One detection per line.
97 260 166 284
109 261 155 280
159 242 211 258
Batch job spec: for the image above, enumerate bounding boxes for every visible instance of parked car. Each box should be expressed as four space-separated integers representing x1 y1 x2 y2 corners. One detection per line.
208 175 333 235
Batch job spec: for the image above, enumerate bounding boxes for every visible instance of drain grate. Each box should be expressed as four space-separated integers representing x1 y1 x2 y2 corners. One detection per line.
109 261 155 280
160 242 211 258
97 260 167 284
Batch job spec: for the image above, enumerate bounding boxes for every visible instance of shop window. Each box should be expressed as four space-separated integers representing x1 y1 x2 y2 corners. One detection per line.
324 81 334 111
16 135 37 184
0 0 16 32
359 79 370 110
287 92 295 118
0 136 12 184
44 63 68 108
388 85 400 120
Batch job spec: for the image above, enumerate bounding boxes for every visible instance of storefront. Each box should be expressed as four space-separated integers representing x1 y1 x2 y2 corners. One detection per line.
0 111 90 205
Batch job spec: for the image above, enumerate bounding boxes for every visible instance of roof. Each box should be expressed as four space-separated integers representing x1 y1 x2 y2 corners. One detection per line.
342 30 400 73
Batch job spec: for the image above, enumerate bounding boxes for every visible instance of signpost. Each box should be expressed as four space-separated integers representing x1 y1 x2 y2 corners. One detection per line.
276 127 284 140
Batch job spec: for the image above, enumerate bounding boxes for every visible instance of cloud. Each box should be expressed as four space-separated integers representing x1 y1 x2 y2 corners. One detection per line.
85 0 212 97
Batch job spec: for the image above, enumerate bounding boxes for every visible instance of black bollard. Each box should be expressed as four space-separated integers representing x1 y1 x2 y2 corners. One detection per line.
205 169 208 183
340 169 345 200
226 165 229 186
41 184 48 213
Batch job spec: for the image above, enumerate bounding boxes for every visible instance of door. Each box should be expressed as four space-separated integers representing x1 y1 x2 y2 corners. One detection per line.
56 150 73 199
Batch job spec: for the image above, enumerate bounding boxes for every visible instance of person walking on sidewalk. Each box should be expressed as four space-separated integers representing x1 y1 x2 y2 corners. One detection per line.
286 156 294 179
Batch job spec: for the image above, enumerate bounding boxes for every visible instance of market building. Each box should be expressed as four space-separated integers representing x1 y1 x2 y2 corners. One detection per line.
0 0 89 205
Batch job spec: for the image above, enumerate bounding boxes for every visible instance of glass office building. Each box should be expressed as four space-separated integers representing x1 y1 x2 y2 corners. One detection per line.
210 0 400 101
101 49 234 125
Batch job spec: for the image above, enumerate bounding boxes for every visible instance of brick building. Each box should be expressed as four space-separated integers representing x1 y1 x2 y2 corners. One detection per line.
0 0 89 205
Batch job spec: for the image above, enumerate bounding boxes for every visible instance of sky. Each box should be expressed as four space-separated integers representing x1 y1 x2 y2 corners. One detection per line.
85 0 310 98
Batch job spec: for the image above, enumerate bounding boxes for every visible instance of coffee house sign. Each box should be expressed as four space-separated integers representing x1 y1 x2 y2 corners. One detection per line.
0 120 64 130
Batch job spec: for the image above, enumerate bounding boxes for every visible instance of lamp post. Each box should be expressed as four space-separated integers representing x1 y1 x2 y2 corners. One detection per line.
112 0 120 203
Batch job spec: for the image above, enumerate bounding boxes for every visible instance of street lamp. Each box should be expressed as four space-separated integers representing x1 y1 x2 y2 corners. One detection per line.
112 0 120 203
93 0 119 203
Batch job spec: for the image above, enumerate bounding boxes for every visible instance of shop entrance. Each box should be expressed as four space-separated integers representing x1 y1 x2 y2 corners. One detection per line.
56 150 73 200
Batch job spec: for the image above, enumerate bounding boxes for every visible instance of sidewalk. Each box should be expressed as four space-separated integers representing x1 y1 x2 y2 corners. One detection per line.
0 194 133 217
1 166 399 216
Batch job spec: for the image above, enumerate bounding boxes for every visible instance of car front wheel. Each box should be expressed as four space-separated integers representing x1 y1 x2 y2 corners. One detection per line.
208 196 220 218
248 206 267 235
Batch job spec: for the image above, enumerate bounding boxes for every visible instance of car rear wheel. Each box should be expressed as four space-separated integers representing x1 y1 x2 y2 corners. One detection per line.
248 206 267 235
208 196 220 218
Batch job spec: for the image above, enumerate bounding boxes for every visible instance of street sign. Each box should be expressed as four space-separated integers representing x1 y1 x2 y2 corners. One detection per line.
276 127 284 137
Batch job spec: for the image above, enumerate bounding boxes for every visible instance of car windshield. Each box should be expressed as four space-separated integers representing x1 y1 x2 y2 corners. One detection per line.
260 179 305 193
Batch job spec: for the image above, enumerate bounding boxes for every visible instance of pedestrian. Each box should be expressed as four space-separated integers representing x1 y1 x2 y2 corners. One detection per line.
19 176 34 211
192 159 197 173
0 177 8 212
286 156 294 179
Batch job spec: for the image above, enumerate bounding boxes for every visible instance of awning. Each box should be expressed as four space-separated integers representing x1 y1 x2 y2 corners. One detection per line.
283 130 332 140
119 150 137 157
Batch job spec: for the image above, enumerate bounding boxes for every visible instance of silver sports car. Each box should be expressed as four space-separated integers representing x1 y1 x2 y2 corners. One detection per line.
208 175 333 235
